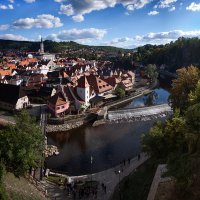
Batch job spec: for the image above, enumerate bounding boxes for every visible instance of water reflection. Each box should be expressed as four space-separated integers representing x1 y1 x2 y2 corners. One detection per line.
46 118 166 176
46 86 170 176
123 87 170 109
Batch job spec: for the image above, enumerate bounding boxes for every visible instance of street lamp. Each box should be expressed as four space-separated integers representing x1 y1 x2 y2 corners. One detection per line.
118 170 121 200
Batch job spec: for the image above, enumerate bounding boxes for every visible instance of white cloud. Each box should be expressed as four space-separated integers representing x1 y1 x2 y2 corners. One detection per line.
148 10 159 15
186 2 200 11
0 24 10 31
169 6 175 11
126 5 134 11
8 0 14 3
57 0 152 21
158 0 177 8
125 11 130 15
54 0 67 2
0 34 28 41
154 0 177 11
13 14 63 29
59 4 74 15
72 15 84 22
0 4 14 9
46 28 107 42
104 29 200 48
24 0 35 3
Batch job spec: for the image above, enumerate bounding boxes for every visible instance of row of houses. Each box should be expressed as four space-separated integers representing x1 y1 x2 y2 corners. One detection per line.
0 53 135 117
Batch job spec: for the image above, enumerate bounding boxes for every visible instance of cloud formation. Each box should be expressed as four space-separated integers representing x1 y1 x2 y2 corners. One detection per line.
186 2 200 11
13 14 63 29
24 0 35 3
148 10 159 15
46 28 107 42
105 29 200 48
169 6 175 11
72 15 84 22
0 25 10 31
0 4 13 9
154 0 177 9
8 0 14 3
0 34 28 41
57 0 152 22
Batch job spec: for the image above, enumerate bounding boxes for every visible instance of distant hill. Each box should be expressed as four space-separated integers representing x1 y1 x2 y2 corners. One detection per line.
133 37 200 72
0 39 127 54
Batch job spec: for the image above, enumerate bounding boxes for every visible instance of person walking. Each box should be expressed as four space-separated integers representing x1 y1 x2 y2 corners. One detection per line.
137 154 140 160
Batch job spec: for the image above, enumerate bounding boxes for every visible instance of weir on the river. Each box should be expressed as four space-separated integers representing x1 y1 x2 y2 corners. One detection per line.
46 87 171 175
107 104 172 121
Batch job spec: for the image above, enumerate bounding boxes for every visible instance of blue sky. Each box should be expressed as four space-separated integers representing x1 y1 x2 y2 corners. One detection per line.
1 0 200 48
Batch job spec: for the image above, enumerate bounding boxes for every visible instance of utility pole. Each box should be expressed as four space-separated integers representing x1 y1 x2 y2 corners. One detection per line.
118 170 121 200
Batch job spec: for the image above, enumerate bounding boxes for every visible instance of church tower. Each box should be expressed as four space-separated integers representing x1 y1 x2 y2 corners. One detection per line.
40 37 44 54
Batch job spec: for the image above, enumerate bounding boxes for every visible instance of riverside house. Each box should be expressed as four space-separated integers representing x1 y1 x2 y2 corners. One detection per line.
47 93 70 117
0 83 30 111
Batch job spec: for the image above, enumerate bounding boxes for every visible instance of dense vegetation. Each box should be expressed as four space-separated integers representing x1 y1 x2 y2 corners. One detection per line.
0 39 126 55
0 111 44 199
142 66 200 199
133 37 200 72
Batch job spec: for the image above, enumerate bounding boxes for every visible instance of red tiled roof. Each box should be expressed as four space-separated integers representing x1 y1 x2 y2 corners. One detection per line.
48 93 67 106
77 75 90 88
86 75 113 94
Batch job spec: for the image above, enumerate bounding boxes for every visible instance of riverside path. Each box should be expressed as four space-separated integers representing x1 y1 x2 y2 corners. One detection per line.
44 153 149 199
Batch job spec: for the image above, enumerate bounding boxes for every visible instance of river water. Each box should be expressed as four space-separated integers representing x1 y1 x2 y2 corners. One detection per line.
46 87 170 176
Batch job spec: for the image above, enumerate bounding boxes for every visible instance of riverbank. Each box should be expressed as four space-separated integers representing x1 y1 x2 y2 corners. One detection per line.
46 80 158 133
106 79 158 110
45 153 149 200
46 117 85 133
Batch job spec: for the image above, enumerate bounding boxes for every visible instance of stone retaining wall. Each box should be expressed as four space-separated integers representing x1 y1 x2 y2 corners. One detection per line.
46 118 85 133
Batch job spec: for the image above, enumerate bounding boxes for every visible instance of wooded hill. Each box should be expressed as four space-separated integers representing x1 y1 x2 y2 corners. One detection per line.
133 37 200 72
0 39 126 54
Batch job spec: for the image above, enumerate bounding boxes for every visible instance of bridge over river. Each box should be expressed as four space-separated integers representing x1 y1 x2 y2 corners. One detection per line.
107 104 173 121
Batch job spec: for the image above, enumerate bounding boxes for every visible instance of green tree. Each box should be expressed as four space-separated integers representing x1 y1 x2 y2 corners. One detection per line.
188 80 200 106
114 86 125 99
0 110 44 177
169 66 200 112
142 112 188 160
144 64 158 82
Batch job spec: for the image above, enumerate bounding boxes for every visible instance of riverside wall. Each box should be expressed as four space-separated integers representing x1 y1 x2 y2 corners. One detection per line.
46 118 85 133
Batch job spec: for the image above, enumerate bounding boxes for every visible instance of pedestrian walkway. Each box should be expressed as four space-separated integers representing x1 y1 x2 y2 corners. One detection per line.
93 153 148 200
44 153 149 200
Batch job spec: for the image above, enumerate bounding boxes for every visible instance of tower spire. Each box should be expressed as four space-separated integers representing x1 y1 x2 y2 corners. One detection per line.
40 36 44 54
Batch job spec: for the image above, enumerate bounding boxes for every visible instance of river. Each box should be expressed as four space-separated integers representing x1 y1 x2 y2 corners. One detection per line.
46 86 170 176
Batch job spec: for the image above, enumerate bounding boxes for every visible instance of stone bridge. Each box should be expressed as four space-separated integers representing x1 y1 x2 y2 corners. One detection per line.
107 104 173 121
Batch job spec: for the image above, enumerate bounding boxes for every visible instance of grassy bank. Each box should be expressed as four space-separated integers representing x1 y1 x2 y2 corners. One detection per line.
111 158 158 200
4 173 45 200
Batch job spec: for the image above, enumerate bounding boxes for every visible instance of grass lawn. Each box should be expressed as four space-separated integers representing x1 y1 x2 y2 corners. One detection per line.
111 158 158 200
